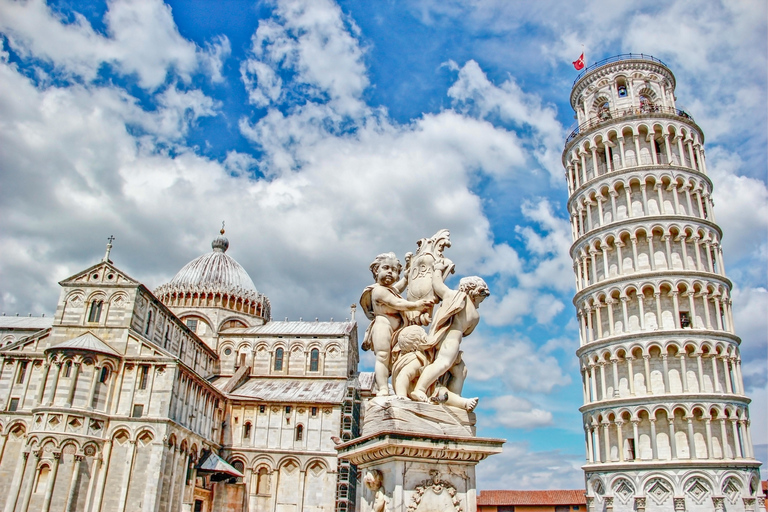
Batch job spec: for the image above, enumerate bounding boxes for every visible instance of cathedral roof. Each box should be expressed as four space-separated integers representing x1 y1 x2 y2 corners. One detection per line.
166 232 258 295
46 332 120 357
155 230 270 320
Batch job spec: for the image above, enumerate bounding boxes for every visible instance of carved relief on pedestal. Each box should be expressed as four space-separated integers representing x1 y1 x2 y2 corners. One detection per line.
407 470 462 512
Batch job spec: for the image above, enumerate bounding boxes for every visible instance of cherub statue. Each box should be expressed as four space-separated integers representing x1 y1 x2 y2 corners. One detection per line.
364 469 390 512
409 258 489 404
391 325 478 411
360 253 434 397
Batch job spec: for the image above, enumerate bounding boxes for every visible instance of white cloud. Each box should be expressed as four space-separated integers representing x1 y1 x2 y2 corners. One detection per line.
476 441 585 490
0 0 229 89
241 0 369 117
448 60 564 182
463 336 571 393
485 394 553 429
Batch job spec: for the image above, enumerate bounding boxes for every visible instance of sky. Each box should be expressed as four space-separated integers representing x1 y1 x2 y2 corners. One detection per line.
0 0 766 490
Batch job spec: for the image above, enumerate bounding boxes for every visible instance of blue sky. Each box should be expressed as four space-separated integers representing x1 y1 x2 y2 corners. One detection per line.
0 0 765 489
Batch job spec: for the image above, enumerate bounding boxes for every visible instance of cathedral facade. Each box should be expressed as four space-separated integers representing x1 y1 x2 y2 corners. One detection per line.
0 232 360 512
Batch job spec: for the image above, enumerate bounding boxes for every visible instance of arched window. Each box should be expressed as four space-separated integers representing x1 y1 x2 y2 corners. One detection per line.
274 348 284 371
295 424 303 441
243 422 252 440
88 300 103 323
64 361 72 378
309 348 319 372
231 460 244 483
256 467 270 495
99 366 110 383
35 465 50 492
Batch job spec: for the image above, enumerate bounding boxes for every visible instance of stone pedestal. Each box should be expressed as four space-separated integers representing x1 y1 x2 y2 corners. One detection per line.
337 397 504 512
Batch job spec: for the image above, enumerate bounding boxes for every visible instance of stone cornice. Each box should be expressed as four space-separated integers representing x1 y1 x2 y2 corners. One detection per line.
575 329 741 358
336 432 504 466
579 393 752 414
583 459 761 472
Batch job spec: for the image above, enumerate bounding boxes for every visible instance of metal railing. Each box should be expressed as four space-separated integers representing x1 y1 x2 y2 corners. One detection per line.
565 105 694 147
573 53 669 85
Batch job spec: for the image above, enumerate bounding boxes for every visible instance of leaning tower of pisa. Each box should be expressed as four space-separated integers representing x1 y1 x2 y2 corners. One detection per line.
562 54 763 512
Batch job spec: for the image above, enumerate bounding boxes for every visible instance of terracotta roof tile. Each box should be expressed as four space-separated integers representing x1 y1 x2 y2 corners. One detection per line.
478 490 586 506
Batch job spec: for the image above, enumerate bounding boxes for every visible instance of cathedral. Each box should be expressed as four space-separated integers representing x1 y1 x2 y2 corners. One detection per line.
0 230 361 512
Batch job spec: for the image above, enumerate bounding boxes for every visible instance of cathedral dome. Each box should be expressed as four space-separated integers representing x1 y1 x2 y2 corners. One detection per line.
154 230 271 321
168 235 256 294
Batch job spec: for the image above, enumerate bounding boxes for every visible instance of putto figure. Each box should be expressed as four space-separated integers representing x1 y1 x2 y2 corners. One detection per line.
360 252 433 397
409 261 488 404
360 231 489 408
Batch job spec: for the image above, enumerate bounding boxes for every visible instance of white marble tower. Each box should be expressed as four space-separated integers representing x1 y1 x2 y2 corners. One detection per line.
562 54 763 512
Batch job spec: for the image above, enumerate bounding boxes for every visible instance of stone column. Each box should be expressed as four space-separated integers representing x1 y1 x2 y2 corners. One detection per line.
661 354 670 393
649 419 658 459
704 419 714 458
626 356 635 395
91 439 113 512
86 366 101 410
616 421 624 461
668 419 678 459
610 357 619 397
45 361 62 405
65 455 84 512
719 419 730 459
680 353 689 393
3 449 30 512
116 440 137 512
730 420 742 458
631 420 640 460
606 299 615 336
686 418 696 459
35 360 51 406
41 451 62 512
18 450 39 512
643 355 652 395
65 361 82 406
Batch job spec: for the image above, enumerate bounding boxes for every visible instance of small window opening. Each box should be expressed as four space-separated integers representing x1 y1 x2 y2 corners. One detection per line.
132 404 144 418
618 85 627 97
138 365 149 390
88 300 103 323
145 311 153 335
295 424 303 441
186 319 198 332
17 362 29 384
64 361 72 378
259 405 266 414
274 348 284 371
99 366 110 384
243 422 252 439
311 407 318 417
679 311 691 328
8 397 19 412
627 438 636 460
285 406 291 414
309 348 319 372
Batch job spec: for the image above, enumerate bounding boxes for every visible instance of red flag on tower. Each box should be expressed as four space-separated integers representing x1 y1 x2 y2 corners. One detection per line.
573 52 585 70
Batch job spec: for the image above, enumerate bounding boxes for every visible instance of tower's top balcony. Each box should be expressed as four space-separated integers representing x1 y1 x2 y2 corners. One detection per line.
569 54 679 136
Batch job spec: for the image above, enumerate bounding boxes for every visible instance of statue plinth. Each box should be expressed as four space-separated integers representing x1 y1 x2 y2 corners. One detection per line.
337 397 504 512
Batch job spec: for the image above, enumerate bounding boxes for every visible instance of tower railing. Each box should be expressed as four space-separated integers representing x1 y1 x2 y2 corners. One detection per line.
573 53 669 85
565 105 694 147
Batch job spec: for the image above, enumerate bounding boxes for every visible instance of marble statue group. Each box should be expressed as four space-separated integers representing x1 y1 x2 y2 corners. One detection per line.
360 229 489 411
